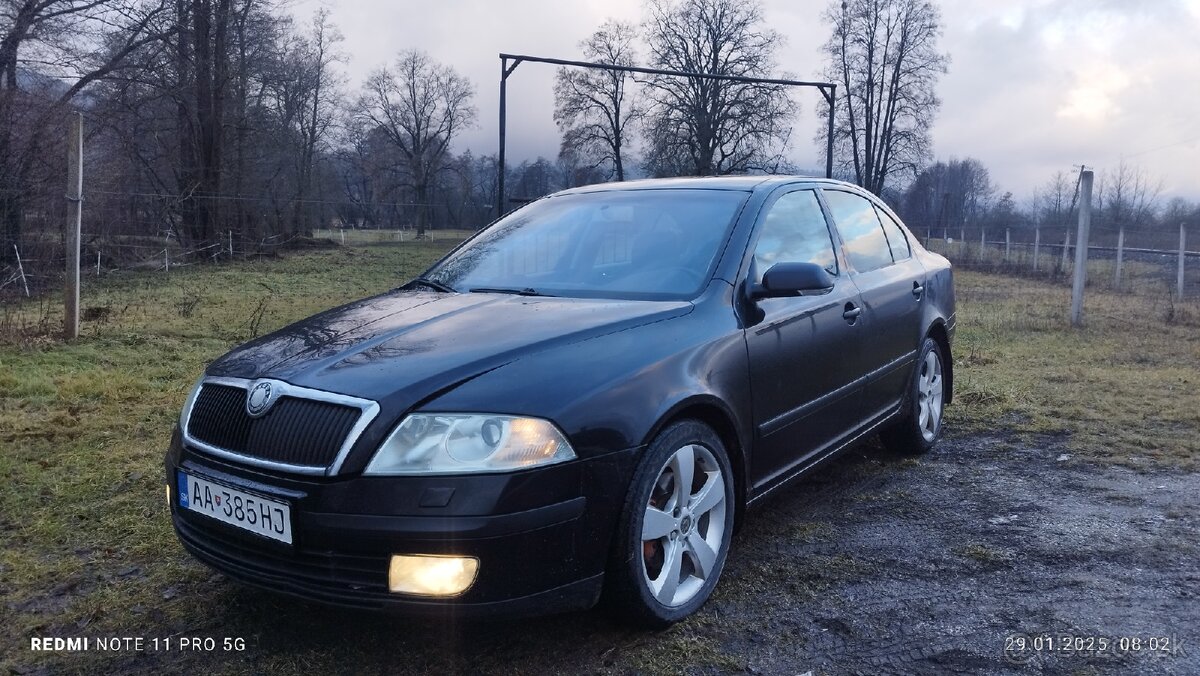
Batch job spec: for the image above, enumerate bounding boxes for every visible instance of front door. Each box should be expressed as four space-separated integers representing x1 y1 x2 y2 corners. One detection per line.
744 188 867 489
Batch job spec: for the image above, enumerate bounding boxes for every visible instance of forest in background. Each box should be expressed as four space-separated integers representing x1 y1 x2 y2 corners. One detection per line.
1 0 1196 294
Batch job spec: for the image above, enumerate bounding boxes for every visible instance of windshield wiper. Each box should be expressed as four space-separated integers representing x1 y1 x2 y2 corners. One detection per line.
408 277 457 293
468 286 555 297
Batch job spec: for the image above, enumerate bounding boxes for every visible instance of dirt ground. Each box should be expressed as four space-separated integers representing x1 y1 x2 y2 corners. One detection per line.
22 426 1192 676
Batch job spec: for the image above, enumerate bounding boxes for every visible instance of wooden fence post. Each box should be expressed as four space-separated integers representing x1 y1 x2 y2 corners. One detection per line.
1061 229 1071 273
65 112 83 339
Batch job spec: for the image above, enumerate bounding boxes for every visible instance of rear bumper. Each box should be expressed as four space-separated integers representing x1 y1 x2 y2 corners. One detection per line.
165 428 639 616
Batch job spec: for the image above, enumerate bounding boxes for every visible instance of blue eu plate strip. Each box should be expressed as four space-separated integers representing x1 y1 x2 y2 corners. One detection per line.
177 472 190 509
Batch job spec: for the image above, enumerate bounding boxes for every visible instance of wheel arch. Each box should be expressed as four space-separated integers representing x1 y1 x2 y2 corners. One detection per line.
642 395 748 532
926 320 953 406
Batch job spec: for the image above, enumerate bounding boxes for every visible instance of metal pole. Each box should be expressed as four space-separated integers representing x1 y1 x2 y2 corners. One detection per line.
1070 170 1093 327
497 56 509 218
1113 225 1125 289
65 112 83 339
1179 223 1187 300
499 52 834 88
825 86 835 179
228 229 233 258
1033 227 1040 271
494 51 835 194
1005 227 1011 262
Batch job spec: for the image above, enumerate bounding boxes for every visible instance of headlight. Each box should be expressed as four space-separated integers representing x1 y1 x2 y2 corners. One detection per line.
363 413 576 475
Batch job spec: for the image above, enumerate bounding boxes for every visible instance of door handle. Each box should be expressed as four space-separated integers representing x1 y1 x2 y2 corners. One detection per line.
912 282 925 299
842 303 862 322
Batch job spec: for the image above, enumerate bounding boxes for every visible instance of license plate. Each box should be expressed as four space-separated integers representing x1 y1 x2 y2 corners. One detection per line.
177 471 293 544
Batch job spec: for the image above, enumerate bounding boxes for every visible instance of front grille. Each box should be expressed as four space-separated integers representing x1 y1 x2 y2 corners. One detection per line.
187 383 362 469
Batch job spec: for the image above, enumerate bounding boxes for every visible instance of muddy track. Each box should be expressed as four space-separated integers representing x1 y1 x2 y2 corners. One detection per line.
722 432 1199 675
65 431 1200 675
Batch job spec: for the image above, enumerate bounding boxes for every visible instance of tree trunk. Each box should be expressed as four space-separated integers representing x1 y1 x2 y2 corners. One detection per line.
415 180 428 238
0 192 20 262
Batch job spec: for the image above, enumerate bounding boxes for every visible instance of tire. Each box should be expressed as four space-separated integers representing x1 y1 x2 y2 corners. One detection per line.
604 420 735 628
881 336 947 455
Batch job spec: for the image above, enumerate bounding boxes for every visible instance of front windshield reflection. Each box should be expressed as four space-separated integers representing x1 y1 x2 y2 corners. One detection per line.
425 190 748 300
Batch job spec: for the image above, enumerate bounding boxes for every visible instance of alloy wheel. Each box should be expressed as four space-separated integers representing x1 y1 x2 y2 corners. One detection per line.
640 443 727 608
917 348 944 442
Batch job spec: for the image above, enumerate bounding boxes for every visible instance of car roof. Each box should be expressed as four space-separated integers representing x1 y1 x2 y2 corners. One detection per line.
553 175 862 196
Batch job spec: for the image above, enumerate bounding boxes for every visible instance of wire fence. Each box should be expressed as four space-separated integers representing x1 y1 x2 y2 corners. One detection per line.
916 222 1199 304
3 187 1197 328
0 186 486 300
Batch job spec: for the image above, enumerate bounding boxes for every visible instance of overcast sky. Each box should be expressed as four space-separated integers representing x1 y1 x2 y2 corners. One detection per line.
295 0 1200 201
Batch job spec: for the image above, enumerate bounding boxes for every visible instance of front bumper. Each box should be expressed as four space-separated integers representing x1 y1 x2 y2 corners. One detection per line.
165 428 640 617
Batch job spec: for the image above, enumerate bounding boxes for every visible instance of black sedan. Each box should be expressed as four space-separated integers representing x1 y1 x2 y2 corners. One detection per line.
166 176 955 626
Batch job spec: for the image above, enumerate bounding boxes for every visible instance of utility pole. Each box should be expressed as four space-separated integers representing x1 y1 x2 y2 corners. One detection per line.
65 112 83 340
1070 170 1093 327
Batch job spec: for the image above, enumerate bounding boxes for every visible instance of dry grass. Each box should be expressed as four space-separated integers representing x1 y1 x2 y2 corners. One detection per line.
947 269 1200 470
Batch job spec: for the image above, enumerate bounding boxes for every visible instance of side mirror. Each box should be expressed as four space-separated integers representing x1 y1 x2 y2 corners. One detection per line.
751 262 835 299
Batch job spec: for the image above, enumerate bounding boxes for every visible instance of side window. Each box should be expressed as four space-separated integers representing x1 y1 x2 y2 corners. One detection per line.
752 190 838 280
876 206 911 261
822 190 893 273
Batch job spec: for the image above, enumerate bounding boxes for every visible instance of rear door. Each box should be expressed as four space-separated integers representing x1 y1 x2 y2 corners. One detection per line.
820 189 927 420
744 188 867 488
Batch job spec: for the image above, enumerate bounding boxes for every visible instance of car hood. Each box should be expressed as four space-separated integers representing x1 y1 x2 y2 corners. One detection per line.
206 290 693 406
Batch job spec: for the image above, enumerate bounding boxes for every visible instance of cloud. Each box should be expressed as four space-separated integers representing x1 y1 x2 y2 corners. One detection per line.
305 0 1200 199
933 0 1200 198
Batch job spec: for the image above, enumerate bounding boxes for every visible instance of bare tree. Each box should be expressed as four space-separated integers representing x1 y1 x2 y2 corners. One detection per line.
641 0 797 177
553 20 642 182
1099 160 1161 231
821 0 948 195
902 157 993 232
1160 196 1198 231
0 0 171 260
274 8 344 234
1033 170 1073 227
353 50 475 238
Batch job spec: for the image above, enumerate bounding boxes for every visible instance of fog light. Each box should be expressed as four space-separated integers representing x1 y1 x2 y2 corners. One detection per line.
388 554 479 596
166 484 172 508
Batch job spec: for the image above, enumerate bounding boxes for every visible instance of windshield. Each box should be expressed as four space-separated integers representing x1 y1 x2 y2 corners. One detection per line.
423 189 748 300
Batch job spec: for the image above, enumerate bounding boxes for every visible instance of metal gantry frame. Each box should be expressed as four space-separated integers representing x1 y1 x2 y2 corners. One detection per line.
497 52 837 217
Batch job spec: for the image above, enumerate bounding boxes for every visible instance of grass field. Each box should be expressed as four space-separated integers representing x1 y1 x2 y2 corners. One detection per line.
1 241 1198 674
310 227 478 245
